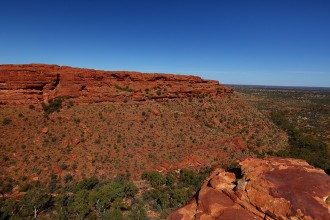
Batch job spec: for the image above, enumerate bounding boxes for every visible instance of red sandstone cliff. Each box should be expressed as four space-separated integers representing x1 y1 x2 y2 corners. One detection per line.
168 157 330 220
0 64 233 105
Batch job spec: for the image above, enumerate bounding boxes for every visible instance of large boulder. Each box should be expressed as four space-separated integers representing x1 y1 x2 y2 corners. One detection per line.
168 157 330 220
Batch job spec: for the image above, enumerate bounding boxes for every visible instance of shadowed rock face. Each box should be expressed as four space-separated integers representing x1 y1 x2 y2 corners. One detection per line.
0 64 233 104
167 157 330 220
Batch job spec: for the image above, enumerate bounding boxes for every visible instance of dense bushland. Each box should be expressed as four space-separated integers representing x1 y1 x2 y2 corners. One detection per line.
270 111 330 174
141 168 211 217
0 175 143 219
0 168 212 219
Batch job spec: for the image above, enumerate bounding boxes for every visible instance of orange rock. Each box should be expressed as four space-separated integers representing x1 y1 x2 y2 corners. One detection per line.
213 117 219 126
151 109 160 116
70 153 77 160
61 139 69 148
41 127 49 134
73 136 80 145
0 64 233 105
167 200 197 220
168 157 330 220
79 123 87 129
208 170 236 191
12 185 20 193
233 137 247 150
53 165 62 175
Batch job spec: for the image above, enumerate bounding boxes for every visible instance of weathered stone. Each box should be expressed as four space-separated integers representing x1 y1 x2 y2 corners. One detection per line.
0 64 233 105
73 136 80 145
168 157 330 220
41 127 49 134
151 109 160 116
61 139 69 148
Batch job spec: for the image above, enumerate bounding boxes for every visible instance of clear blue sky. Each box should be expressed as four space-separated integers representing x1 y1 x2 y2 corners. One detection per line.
1 0 329 87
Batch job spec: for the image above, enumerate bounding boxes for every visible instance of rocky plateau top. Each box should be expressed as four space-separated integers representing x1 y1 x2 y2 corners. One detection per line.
0 64 233 105
168 157 330 220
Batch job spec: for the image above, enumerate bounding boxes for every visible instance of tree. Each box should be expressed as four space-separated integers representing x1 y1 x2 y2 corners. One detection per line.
129 201 148 220
0 198 18 219
18 188 52 218
74 176 99 192
54 194 70 220
89 180 137 216
68 190 90 220
141 171 166 188
104 208 124 220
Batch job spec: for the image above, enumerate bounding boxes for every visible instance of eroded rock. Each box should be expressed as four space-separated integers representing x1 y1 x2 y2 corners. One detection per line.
41 127 49 134
0 64 233 105
167 157 330 220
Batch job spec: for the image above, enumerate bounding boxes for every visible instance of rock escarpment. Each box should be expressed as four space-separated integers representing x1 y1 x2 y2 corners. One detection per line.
0 64 233 105
168 157 330 220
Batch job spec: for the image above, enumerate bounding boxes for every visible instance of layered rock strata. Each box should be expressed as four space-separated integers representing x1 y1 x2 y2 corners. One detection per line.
0 64 233 105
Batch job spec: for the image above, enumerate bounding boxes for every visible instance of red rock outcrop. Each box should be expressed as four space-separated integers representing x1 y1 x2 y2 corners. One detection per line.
0 64 233 105
167 157 330 220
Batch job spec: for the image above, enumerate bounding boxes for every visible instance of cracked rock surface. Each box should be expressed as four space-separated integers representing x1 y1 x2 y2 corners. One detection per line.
167 157 330 220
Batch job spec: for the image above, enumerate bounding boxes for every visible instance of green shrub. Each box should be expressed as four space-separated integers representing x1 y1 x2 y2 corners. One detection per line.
106 208 124 220
128 201 148 220
64 174 73 183
68 101 74 107
89 181 137 211
20 183 32 192
67 189 90 219
1 182 13 194
72 163 77 170
2 118 11 125
74 117 81 124
179 168 210 191
18 188 53 218
74 176 99 192
0 198 18 219
165 172 176 187
142 171 166 188
61 163 68 170
42 98 63 115
115 85 132 92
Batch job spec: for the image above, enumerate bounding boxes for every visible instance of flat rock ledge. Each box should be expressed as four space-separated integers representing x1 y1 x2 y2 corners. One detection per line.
167 157 330 220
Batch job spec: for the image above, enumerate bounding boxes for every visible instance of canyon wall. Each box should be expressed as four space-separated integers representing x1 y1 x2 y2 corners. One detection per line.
0 64 233 105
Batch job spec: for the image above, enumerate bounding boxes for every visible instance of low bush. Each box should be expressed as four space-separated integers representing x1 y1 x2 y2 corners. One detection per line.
42 98 63 115
2 118 11 125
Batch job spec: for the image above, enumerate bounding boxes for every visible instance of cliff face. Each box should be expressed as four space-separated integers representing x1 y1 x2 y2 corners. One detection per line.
167 157 330 220
0 64 233 104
